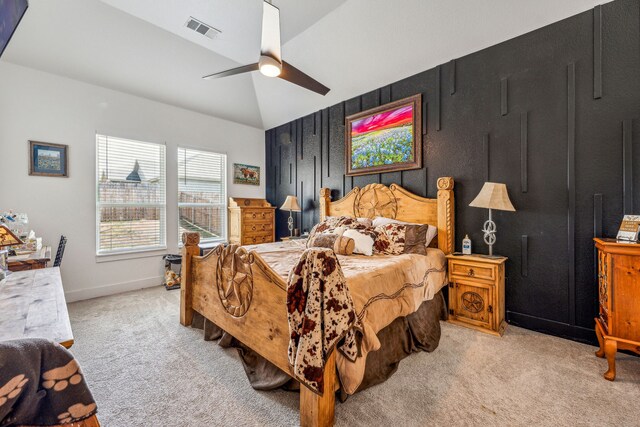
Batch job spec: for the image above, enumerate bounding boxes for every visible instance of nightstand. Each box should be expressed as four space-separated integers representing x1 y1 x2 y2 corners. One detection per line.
445 254 507 336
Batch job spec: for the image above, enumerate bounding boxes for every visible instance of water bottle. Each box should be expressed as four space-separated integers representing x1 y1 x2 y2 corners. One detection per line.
462 234 472 255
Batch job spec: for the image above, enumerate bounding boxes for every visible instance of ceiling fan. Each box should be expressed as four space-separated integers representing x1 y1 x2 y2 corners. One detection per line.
203 0 330 96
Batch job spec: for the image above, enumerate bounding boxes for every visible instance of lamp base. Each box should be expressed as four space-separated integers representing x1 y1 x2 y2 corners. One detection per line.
287 212 294 237
482 209 497 256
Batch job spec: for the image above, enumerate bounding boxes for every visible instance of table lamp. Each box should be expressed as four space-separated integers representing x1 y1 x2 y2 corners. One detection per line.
0 225 23 279
469 182 515 256
280 195 301 237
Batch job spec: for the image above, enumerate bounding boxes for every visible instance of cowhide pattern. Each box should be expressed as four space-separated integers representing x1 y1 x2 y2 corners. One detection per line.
287 248 362 395
307 216 366 244
373 223 406 255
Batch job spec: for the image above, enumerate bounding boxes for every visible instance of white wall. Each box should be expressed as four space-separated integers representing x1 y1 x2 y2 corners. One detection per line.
0 62 265 301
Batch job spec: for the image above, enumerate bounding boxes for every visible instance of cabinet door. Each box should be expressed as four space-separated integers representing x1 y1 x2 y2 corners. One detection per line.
451 278 494 330
611 253 640 342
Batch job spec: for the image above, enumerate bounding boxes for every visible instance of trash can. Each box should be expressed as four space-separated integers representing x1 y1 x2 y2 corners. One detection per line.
163 254 182 290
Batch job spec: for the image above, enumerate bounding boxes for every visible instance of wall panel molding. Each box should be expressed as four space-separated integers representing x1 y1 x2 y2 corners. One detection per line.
623 119 633 214
501 78 508 116
567 62 576 326
422 101 428 135
381 85 391 104
449 59 456 95
521 235 529 277
521 112 528 193
435 65 441 131
483 134 490 181
593 5 603 99
594 193 603 237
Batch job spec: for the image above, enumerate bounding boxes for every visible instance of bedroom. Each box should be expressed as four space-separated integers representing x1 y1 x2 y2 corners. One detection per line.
0 0 638 426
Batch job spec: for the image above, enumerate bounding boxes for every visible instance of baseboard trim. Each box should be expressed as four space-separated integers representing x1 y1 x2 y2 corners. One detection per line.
65 275 163 303
507 311 597 345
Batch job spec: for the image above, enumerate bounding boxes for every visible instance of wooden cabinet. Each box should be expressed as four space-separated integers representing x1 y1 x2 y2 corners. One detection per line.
228 197 276 245
594 238 640 381
446 254 507 336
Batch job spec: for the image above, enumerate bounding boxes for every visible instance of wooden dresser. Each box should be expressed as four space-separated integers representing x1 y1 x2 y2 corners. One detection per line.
228 197 275 245
594 238 640 381
445 254 507 336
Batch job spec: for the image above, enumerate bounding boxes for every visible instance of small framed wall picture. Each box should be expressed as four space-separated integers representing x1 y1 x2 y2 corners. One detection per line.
233 163 260 186
29 141 69 177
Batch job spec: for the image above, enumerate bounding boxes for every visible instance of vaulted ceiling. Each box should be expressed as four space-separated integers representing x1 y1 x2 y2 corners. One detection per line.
2 0 609 129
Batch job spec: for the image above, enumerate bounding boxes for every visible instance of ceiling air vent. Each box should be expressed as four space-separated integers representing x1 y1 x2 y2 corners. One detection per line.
185 17 221 40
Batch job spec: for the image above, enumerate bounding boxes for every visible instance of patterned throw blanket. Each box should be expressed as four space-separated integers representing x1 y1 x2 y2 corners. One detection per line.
0 339 97 426
287 248 362 395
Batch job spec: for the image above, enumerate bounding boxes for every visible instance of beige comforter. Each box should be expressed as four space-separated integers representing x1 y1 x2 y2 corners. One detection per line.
244 240 447 394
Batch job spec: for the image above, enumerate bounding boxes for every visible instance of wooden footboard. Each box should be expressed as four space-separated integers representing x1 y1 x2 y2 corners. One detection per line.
179 233 335 427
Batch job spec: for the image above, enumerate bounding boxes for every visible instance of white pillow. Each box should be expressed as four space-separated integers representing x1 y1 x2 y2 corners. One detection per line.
332 226 347 236
343 229 375 256
372 216 437 247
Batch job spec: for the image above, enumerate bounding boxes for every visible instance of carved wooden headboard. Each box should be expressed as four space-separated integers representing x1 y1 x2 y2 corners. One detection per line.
319 177 455 254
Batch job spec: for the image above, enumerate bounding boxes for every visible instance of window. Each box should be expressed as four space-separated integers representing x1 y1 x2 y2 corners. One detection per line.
96 134 166 255
178 147 227 244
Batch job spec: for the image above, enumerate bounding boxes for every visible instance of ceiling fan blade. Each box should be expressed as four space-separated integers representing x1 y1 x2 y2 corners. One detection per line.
261 1 282 63
279 61 330 96
202 63 259 80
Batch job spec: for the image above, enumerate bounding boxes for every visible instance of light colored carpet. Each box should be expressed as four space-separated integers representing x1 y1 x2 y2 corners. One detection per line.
68 286 640 427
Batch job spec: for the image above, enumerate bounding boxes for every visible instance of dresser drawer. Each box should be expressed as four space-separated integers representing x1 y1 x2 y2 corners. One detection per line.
243 222 273 233
242 234 273 245
244 210 274 222
450 261 495 281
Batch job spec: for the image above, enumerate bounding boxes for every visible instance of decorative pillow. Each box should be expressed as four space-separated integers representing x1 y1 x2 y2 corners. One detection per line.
332 226 347 236
308 216 372 244
372 216 437 248
308 216 350 243
343 228 375 256
373 223 406 255
403 224 428 255
308 233 355 255
327 216 373 228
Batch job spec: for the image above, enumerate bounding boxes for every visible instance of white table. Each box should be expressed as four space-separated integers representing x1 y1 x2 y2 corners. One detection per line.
0 267 73 348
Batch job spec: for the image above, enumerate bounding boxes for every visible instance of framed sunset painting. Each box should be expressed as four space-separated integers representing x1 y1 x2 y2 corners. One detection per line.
345 94 422 176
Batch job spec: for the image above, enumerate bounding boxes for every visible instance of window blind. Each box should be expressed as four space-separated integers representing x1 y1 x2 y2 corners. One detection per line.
96 134 166 255
178 147 227 243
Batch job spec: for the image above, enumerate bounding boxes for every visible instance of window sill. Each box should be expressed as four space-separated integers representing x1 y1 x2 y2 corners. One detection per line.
95 247 167 263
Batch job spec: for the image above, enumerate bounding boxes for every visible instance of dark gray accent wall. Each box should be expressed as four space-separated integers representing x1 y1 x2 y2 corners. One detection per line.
265 0 640 343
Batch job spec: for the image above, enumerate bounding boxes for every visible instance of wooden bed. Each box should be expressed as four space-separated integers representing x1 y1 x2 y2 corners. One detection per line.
179 177 454 427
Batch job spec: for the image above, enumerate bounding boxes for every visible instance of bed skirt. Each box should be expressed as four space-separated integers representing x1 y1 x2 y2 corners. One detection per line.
191 290 447 399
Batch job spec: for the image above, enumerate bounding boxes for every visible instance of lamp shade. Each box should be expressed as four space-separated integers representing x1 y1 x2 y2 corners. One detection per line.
469 182 516 212
0 225 23 247
280 195 301 212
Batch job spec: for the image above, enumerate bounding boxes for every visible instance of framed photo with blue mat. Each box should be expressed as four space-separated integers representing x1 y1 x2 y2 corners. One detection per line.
29 140 69 177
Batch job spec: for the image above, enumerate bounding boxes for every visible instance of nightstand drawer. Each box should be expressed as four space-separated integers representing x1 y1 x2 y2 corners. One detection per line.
450 260 495 281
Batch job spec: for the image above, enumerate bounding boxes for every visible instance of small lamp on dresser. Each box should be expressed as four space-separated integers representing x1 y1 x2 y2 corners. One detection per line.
280 195 301 237
469 182 516 256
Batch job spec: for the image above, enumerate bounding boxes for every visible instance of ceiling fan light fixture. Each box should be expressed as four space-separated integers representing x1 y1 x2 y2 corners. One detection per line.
259 54 282 77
